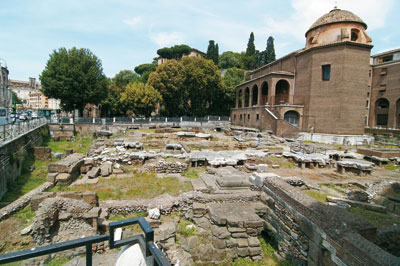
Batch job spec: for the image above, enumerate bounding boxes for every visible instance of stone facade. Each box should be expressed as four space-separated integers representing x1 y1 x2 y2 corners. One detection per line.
231 8 373 136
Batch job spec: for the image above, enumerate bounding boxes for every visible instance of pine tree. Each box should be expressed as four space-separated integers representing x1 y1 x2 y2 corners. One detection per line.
265 36 276 64
246 32 256 56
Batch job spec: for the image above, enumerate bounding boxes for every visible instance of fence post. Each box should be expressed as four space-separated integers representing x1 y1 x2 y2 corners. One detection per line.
70 118 73 124
165 117 168 123
149 117 152 122
113 117 116 123
194 117 197 122
180 117 182 122
218 116 220 121
2 124 5 141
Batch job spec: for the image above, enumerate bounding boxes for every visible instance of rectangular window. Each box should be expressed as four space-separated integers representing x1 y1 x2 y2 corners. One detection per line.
256 114 259 120
240 114 242 120
380 68 387 76
322 65 331 81
248 114 250 120
234 114 236 121
366 100 369 108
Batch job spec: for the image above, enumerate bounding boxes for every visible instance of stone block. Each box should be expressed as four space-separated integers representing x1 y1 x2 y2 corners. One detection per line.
237 238 248 248
193 202 208 215
198 244 214 259
249 246 262 256
100 162 113 177
83 207 101 219
158 221 176 241
48 153 85 174
56 173 72 184
248 237 260 247
226 238 238 248
58 212 72 220
46 173 58 184
81 192 98 207
237 247 249 257
232 232 248 238
212 237 226 249
228 227 246 233
30 192 56 211
244 220 264 228
226 247 238 260
187 236 199 250
210 224 230 239
87 167 100 179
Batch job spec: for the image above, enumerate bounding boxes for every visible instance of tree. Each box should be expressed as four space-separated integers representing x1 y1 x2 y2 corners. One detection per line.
265 36 276 64
214 43 219 66
112 70 141 87
40 47 108 115
206 40 219 66
218 51 242 69
182 57 224 116
147 60 187 116
156 45 191 60
222 67 245 113
120 82 161 116
246 32 256 57
134 63 157 83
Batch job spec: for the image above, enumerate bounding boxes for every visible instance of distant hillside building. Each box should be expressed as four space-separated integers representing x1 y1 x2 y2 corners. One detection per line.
0 62 9 108
9 78 60 110
157 48 206 65
231 8 373 137
368 48 400 129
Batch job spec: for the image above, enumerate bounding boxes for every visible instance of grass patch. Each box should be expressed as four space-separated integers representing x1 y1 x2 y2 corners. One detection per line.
324 184 345 194
303 189 328 204
11 206 35 226
109 211 148 222
47 134 93 155
1 155 48 205
45 256 70 266
350 207 400 227
49 172 193 201
178 218 196 237
383 163 399 171
266 157 296 169
181 168 200 179
138 128 156 133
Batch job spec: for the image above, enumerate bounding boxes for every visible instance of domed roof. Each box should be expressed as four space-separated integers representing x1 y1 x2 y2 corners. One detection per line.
306 9 367 36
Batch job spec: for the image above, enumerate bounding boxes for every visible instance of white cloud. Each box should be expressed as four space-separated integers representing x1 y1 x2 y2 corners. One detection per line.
123 17 142 28
149 32 185 47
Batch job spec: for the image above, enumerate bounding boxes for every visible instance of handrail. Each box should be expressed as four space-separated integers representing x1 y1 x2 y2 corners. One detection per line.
0 118 47 144
0 217 170 266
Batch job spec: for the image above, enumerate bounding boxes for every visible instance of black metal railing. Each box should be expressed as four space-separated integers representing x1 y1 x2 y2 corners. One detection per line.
0 217 170 266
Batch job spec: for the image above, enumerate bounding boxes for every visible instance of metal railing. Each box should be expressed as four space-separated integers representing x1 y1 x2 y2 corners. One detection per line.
0 118 47 143
54 116 231 125
0 217 170 266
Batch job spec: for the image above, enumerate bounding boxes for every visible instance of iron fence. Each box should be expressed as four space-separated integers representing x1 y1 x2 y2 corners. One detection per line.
0 118 47 143
0 217 170 266
56 116 231 124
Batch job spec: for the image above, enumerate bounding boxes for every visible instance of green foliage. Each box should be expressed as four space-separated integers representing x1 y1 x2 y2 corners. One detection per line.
147 60 186 116
181 168 200 179
303 190 328 203
218 51 243 69
383 163 399 171
45 256 70 266
109 211 148 221
157 44 192 59
178 218 196 237
246 32 256 56
350 207 400 227
134 63 157 83
222 67 245 112
2 155 48 205
112 70 141 87
40 47 108 114
47 135 93 155
148 57 225 116
120 82 162 116
11 206 35 226
49 172 193 201
206 40 219 65
265 36 276 64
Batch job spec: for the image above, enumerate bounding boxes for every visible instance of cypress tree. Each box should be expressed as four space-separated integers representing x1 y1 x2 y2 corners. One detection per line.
246 32 256 56
214 43 219 65
265 36 276 64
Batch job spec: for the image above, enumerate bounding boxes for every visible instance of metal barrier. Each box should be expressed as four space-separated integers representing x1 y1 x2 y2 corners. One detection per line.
0 217 170 266
0 118 47 143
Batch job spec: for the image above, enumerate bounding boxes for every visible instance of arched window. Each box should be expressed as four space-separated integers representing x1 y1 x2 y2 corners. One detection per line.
375 98 389 126
244 87 250 107
275 80 290 104
238 90 242 108
261 82 268 105
351 29 360 42
252 85 258 106
284 111 299 127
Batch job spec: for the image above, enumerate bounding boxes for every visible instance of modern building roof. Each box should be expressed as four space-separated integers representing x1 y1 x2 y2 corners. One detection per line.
306 8 367 36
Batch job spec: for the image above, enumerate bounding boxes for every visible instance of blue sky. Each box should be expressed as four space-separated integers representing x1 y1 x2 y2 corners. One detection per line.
0 0 398 81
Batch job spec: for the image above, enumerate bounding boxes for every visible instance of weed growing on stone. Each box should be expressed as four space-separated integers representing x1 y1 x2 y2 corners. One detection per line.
350 207 400 227
181 168 200 179
383 163 399 171
178 218 196 237
108 211 148 222
45 256 70 266
11 206 35 226
303 190 328 204
47 134 93 155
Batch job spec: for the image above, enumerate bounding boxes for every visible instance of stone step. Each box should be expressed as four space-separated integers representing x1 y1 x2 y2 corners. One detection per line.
191 178 208 193
199 174 217 192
